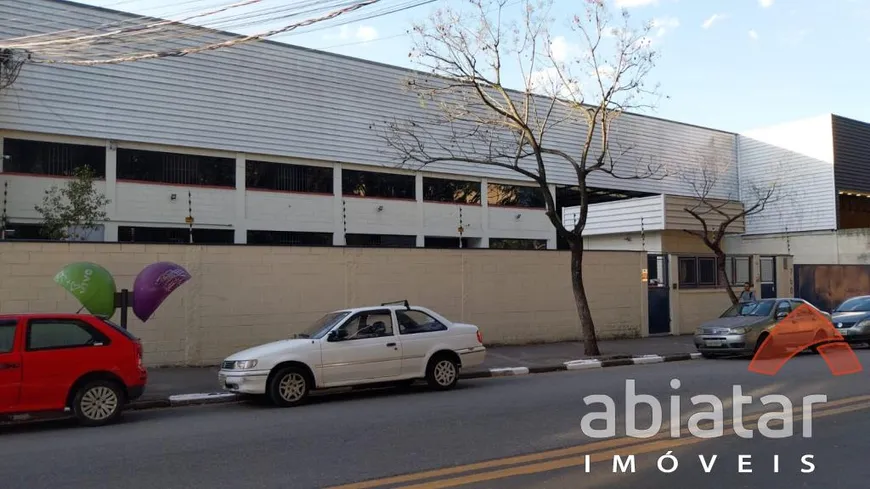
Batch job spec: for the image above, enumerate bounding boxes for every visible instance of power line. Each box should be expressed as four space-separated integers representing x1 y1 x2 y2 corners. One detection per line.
24 0 389 65
3 0 231 38
2 0 442 65
4 0 381 51
3 0 265 49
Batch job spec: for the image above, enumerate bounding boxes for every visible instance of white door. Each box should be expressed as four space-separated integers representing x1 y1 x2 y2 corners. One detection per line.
320 309 402 385
395 309 449 376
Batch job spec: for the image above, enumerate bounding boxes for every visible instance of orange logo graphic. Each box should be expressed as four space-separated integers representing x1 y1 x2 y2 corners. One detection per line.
749 303 863 376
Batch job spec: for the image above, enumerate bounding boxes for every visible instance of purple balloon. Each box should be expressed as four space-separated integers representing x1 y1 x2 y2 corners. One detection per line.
132 262 192 322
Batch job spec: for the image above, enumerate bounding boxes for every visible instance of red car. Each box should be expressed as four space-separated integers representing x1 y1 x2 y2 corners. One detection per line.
0 313 147 427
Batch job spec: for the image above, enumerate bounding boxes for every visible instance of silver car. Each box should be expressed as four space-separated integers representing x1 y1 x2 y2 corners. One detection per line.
694 298 833 358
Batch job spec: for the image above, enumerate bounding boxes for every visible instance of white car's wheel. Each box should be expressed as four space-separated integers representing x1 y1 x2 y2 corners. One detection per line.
268 366 310 407
72 380 124 427
426 354 459 390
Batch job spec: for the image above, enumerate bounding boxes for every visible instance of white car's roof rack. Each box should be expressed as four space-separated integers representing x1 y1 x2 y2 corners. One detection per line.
381 300 411 310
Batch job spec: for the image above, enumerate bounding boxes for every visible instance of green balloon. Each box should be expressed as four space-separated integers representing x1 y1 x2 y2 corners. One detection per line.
54 262 117 317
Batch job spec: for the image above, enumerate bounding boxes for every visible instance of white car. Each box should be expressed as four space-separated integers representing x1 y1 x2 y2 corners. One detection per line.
218 301 487 406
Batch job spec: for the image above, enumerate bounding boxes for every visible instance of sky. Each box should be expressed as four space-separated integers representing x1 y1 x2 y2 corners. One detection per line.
71 0 870 133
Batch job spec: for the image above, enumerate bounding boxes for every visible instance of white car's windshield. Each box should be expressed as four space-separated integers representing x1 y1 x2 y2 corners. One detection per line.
720 300 775 318
296 311 350 339
834 297 870 313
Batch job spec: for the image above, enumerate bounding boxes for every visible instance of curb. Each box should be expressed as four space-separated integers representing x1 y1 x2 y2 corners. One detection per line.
127 352 703 411
128 392 241 411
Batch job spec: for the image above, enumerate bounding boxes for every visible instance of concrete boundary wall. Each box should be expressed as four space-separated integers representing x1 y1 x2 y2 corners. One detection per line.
0 243 647 366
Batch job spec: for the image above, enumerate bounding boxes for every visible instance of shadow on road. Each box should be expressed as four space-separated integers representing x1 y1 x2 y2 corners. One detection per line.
0 381 480 435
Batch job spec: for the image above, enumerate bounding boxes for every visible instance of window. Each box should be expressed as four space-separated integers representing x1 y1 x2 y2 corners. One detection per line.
247 230 332 246
721 300 775 318
298 311 351 339
0 320 16 353
345 234 416 248
333 310 394 340
724 256 752 285
3 139 106 177
760 257 775 283
678 257 698 286
396 310 448 335
775 301 792 316
1 222 44 240
735 257 751 285
647 255 667 287
97 318 139 341
487 184 545 208
246 160 333 194
424 236 472 249
423 177 481 204
117 148 235 187
698 257 717 286
834 296 870 313
26 320 108 351
681 256 753 288
119 226 234 244
342 169 415 200
489 238 547 250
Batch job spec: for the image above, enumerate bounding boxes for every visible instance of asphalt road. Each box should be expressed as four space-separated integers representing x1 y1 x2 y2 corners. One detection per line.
3 350 870 489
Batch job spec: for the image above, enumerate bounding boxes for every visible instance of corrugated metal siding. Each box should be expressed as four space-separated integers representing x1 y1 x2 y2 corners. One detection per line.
832 115 870 194
736 135 836 234
0 0 737 200
663 195 745 234
564 194 746 235
563 195 665 235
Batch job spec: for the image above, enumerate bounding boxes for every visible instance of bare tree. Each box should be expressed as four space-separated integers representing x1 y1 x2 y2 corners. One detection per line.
681 145 780 305
374 0 664 355
0 48 25 92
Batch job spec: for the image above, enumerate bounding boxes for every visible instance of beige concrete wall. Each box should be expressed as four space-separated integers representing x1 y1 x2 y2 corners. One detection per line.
776 256 795 297
675 289 734 334
0 243 646 366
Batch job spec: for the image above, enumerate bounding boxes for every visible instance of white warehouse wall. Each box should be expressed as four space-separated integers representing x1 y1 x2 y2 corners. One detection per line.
0 0 739 201
737 115 837 235
724 229 870 265
0 132 556 247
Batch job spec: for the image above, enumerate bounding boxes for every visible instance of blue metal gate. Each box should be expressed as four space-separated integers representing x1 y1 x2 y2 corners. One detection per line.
647 254 671 335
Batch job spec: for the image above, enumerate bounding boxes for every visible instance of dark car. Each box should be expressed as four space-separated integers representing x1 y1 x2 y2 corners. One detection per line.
831 295 870 343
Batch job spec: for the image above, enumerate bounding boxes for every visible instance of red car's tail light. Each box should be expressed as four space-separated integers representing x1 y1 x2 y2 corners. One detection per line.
135 341 144 368
476 330 483 344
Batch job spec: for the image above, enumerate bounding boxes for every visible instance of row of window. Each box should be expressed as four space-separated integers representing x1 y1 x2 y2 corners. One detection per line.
326 309 448 342
678 255 753 288
116 227 545 249
1 223 550 249
2 138 545 208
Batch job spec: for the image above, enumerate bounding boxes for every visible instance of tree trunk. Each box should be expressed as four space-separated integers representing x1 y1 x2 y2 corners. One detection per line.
716 249 739 305
569 238 600 356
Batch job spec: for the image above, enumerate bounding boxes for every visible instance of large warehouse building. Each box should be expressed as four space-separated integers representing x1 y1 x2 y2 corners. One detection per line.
1 0 869 265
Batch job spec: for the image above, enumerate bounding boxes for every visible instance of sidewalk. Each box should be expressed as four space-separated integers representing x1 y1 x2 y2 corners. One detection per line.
141 335 697 402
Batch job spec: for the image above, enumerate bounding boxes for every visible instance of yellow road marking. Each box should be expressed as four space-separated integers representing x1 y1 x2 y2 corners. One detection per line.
394 401 870 489
326 394 870 489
